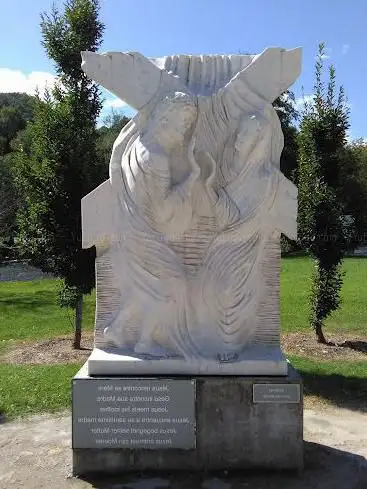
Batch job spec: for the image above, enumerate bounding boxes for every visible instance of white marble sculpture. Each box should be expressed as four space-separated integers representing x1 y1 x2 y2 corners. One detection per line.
81 48 301 375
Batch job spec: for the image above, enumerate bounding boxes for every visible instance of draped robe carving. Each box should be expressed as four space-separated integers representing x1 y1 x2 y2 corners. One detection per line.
81 48 301 363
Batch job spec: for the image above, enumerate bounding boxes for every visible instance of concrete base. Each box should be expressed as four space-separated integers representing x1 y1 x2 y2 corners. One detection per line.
87 346 288 376
72 365 303 475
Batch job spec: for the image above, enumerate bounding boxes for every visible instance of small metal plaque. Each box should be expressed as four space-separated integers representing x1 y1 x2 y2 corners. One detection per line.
253 383 300 403
72 378 196 449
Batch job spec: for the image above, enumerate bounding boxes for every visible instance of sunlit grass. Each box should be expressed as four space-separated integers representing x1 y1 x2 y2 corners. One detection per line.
281 256 367 335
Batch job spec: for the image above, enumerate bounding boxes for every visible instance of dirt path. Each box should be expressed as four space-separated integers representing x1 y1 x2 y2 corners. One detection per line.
0 407 366 489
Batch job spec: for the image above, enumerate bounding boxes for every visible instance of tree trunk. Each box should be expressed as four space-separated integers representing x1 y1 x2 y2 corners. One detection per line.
315 319 327 344
73 293 83 349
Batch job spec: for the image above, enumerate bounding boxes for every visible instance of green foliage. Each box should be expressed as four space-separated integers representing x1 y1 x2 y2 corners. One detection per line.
96 109 130 177
0 93 35 122
297 43 351 343
0 106 24 155
273 92 300 254
58 281 80 309
0 93 35 155
13 0 104 330
0 153 18 260
273 90 299 183
0 93 35 156
341 139 367 243
0 93 35 261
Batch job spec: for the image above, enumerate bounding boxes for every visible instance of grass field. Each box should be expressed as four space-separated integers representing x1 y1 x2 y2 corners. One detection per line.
0 364 78 418
0 256 366 418
0 278 95 342
281 256 367 335
0 356 366 418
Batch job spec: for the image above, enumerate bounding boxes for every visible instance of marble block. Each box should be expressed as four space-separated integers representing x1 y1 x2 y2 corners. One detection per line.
80 48 302 373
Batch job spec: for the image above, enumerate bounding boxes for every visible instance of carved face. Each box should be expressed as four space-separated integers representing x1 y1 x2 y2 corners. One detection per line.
150 93 198 147
231 112 273 176
234 113 265 156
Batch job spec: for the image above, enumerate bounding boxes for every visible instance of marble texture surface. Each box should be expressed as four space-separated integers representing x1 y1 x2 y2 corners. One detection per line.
87 346 288 376
81 48 301 372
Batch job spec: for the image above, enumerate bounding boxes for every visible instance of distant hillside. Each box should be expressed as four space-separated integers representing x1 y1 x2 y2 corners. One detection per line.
0 93 36 156
0 92 35 122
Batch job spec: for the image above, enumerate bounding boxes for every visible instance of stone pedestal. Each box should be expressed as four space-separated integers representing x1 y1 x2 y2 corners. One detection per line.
72 364 303 475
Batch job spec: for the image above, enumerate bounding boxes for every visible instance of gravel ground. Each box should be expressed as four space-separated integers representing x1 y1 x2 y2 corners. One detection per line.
0 407 366 489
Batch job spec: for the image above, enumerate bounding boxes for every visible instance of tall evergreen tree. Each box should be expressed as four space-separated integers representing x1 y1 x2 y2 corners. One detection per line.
297 43 351 343
14 0 104 348
273 91 299 183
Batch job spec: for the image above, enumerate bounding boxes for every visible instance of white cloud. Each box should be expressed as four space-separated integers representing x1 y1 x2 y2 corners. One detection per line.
342 44 350 55
103 97 127 109
294 94 314 112
0 68 57 97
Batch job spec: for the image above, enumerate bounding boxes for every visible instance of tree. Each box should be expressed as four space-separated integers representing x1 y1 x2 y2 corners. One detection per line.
340 139 367 245
0 94 35 260
96 109 130 178
0 153 18 261
0 93 35 156
0 93 35 122
273 91 299 183
273 92 300 256
14 0 104 348
297 43 351 344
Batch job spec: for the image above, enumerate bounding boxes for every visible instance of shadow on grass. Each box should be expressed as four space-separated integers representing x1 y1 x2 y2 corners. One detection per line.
343 255 367 259
282 254 367 260
301 370 367 413
77 443 367 489
281 251 308 259
0 289 56 310
339 340 367 354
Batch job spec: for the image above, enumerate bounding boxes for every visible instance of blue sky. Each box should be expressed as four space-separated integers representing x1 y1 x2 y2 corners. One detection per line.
1 0 366 138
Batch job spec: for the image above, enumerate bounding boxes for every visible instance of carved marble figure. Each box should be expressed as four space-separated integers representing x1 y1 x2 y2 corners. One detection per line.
81 48 301 375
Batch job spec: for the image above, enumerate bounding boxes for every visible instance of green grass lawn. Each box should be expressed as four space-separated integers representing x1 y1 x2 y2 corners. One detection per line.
1 357 365 419
281 256 367 335
0 364 79 418
1 257 365 344
290 355 367 408
0 256 366 418
0 278 95 342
